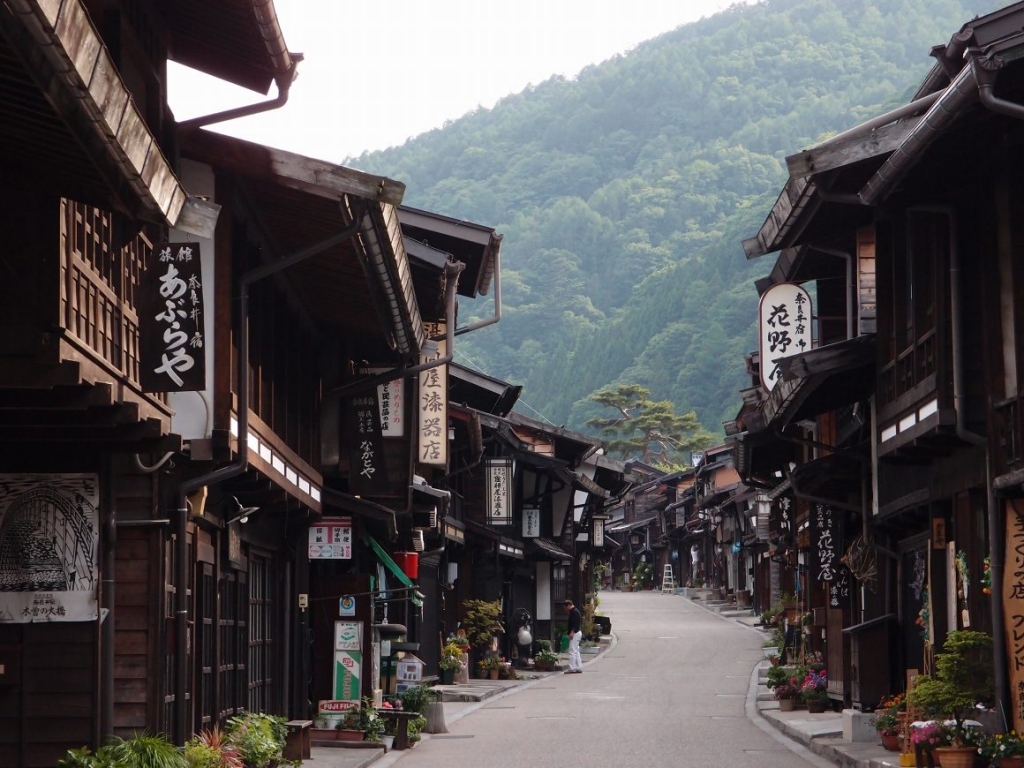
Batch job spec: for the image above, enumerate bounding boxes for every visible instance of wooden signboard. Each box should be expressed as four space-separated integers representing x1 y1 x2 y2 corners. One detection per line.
1004 504 1024 732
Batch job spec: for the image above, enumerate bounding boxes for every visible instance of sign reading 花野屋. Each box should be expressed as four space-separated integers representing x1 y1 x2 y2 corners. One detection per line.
811 503 837 583
418 323 447 466
758 282 812 392
139 243 206 392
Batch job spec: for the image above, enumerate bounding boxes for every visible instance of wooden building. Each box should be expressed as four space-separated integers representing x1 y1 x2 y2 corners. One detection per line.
0 1 506 764
734 1 1024 718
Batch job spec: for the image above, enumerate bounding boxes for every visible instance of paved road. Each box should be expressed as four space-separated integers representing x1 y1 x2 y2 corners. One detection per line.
377 591 821 768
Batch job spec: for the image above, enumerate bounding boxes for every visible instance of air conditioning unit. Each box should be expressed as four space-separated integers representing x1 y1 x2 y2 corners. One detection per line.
411 530 425 552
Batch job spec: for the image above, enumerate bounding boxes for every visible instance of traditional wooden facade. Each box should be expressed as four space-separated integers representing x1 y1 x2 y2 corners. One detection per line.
0 2 515 763
735 1 1024 717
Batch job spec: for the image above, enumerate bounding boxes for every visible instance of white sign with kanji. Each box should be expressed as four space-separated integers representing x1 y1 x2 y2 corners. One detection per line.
308 517 353 559
758 282 813 392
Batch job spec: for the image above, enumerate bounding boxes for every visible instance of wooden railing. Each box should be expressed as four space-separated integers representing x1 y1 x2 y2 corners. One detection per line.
60 200 166 404
994 397 1023 475
878 328 938 409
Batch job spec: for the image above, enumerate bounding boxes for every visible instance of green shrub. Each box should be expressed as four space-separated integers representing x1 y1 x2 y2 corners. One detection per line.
224 712 287 768
399 684 437 714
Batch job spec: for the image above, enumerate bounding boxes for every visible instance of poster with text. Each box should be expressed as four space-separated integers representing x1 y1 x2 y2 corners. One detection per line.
0 474 100 622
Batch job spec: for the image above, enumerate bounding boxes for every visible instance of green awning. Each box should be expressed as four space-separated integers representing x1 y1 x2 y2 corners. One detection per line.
365 534 415 588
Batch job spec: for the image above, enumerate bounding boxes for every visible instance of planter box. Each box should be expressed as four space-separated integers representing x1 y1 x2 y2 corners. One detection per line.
310 728 364 743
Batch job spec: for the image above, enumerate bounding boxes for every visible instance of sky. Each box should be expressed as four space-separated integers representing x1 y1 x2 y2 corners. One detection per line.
169 0 753 163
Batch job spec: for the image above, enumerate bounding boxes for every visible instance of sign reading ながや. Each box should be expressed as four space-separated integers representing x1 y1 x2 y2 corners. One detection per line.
139 243 206 392
758 282 812 392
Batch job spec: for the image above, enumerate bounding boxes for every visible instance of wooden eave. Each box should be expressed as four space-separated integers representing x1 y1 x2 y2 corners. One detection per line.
398 205 501 298
0 0 204 229
157 0 297 94
182 130 423 361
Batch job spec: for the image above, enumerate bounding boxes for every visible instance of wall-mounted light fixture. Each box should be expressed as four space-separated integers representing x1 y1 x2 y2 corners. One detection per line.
225 496 260 526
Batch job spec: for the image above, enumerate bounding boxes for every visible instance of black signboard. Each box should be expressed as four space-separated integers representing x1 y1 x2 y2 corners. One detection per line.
811 503 839 584
138 242 206 392
347 392 388 495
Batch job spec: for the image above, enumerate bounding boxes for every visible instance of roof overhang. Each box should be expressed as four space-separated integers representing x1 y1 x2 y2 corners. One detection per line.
760 336 876 430
399 205 501 298
1 0 216 233
181 129 422 359
526 537 572 561
159 0 298 94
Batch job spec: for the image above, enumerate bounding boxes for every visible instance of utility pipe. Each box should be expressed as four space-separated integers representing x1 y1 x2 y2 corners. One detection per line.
454 250 502 336
171 218 363 743
331 261 466 399
973 54 1023 726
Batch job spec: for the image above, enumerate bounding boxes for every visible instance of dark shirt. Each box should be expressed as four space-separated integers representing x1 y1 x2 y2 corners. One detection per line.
567 605 582 634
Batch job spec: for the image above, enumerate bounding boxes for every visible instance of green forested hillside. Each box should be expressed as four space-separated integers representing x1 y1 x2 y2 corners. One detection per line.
351 0 994 436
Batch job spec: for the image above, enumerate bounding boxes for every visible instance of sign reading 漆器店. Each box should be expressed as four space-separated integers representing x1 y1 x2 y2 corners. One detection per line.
758 282 812 392
139 243 206 392
418 323 447 466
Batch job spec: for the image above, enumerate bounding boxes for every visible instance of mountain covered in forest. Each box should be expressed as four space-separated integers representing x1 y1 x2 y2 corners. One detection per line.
351 0 994 437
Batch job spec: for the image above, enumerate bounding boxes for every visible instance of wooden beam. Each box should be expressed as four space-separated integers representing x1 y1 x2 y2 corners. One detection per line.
182 130 406 206
0 382 113 410
786 116 923 179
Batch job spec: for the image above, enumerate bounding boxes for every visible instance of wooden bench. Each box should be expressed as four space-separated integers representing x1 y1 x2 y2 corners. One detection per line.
283 719 313 761
376 709 419 750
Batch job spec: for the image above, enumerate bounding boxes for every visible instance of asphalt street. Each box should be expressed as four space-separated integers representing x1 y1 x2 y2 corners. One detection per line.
372 590 828 768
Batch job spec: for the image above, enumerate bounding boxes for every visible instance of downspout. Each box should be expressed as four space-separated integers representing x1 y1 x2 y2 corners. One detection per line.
171 218 363 743
332 261 466 399
100 473 115 742
177 0 300 133
454 249 502 336
859 60 978 207
973 52 1021 728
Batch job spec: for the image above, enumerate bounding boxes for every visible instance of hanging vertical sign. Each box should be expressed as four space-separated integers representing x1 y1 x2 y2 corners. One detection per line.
522 507 540 538
139 243 206 392
593 517 605 548
758 282 812 391
829 565 852 608
811 503 838 583
368 368 405 437
1003 505 1024 731
485 458 513 525
417 323 447 466
347 393 388 495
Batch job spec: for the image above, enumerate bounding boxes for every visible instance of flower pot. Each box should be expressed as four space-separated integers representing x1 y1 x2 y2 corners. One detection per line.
488 669 499 680
933 746 976 768
441 668 455 685
778 699 796 712
807 699 827 713
999 757 1024 768
382 735 395 750
880 732 901 751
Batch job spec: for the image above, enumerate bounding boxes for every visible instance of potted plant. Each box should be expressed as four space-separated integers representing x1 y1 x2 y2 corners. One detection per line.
477 655 503 680
800 669 829 713
980 731 1024 768
341 697 385 742
459 599 504 668
58 734 187 768
873 693 906 751
773 678 801 712
439 642 465 684
534 648 560 672
907 630 993 768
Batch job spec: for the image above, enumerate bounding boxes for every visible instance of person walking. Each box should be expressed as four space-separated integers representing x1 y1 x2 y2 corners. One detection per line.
563 598 583 674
